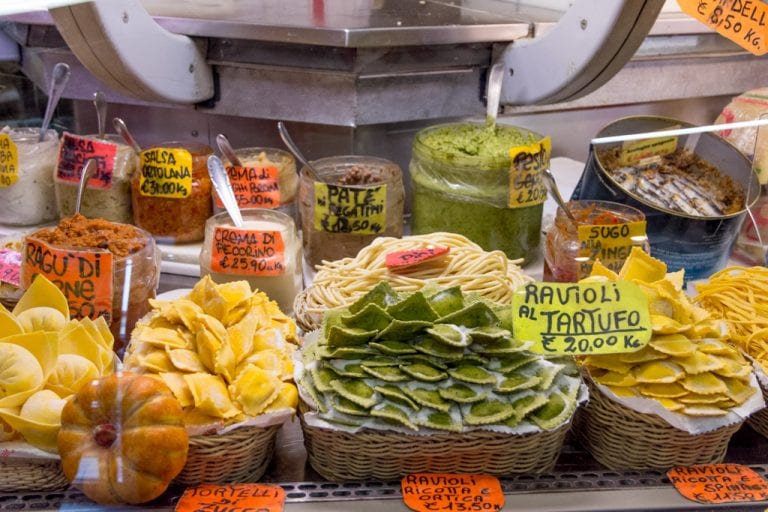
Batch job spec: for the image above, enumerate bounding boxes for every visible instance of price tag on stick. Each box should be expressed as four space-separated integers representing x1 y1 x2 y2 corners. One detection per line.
386 246 450 269
667 464 768 504
176 483 285 512
401 473 505 512
508 136 550 208
512 281 651 355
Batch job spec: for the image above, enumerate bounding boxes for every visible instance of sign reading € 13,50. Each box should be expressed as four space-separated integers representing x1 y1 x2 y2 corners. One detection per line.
512 281 651 355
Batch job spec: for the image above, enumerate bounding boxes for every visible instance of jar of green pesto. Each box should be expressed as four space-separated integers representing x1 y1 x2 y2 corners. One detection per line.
410 122 545 263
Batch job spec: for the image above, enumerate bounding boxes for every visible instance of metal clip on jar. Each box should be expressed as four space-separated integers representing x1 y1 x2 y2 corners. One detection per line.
299 155 405 269
54 133 137 223
0 128 59 226
410 122 545 263
131 141 213 243
200 209 303 315
543 200 649 282
217 147 298 220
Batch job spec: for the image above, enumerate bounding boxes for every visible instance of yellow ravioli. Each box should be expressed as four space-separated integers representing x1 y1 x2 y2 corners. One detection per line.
583 356 632 374
640 382 688 398
229 365 280 416
619 345 668 364
593 370 637 387
673 351 725 375
656 397 684 411
184 373 240 419
650 334 697 357
634 361 684 384
683 405 728 417
680 373 728 395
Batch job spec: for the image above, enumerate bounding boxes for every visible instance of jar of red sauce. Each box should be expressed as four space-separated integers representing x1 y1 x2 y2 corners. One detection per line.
131 141 213 243
543 200 649 282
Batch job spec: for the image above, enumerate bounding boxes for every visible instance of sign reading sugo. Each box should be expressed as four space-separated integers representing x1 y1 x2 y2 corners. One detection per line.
512 281 652 355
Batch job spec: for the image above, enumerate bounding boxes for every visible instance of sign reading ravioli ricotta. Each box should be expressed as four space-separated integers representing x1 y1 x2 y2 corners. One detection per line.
401 473 504 512
512 281 651 355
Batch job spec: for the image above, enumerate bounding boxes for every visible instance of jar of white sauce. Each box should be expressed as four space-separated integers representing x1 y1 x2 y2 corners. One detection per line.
200 209 303 315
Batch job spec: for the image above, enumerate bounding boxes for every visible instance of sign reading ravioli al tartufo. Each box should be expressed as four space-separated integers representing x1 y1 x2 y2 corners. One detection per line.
678 0 768 55
512 281 651 355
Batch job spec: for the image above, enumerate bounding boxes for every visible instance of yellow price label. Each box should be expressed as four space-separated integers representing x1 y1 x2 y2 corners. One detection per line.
0 134 19 188
313 182 387 235
619 134 678 166
577 220 647 278
508 137 550 208
512 281 651 355
139 148 193 199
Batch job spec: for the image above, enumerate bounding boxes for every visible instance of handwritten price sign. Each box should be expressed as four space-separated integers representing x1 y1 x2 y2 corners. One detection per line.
0 134 18 188
668 464 768 504
678 0 768 55
0 249 21 287
401 474 504 512
176 483 285 512
139 148 193 199
56 133 117 188
576 221 647 278
216 165 281 209
386 246 450 269
508 136 550 208
211 227 285 276
512 281 651 355
314 182 387 235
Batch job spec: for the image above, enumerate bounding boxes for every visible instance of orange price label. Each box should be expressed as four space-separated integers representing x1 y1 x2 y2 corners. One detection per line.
21 238 113 321
211 227 286 276
386 246 450 269
176 483 285 512
56 133 118 189
401 473 505 512
215 164 281 209
667 464 768 504
678 0 768 55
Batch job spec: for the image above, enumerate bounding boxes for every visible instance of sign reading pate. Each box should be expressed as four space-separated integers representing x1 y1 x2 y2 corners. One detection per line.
139 148 193 199
678 0 768 56
56 133 118 189
667 464 768 504
175 483 285 512
401 473 505 512
512 281 651 355
386 246 450 269
21 238 113 321
211 227 286 276
0 134 18 188
508 136 550 208
313 182 387 235
577 221 647 278
216 164 281 209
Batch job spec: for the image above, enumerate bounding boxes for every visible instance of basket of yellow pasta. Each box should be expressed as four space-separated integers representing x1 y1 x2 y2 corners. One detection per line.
693 266 768 439
124 276 300 484
573 250 763 470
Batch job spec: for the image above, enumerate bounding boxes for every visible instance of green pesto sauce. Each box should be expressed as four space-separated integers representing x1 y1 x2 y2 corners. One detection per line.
417 123 537 165
410 123 542 263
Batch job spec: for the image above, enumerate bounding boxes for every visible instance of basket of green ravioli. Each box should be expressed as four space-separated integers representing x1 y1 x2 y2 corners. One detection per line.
297 283 584 481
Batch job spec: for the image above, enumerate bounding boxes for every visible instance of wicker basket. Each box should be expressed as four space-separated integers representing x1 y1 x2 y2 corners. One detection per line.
747 379 768 438
293 288 324 333
0 457 69 492
174 425 281 485
299 405 570 481
573 380 742 470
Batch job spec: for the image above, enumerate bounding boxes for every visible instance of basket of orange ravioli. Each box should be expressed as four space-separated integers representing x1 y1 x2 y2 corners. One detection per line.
124 276 299 485
572 249 764 470
0 276 117 491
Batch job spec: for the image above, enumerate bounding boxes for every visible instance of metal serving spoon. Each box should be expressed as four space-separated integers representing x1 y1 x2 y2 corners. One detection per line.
208 155 244 227
542 168 577 222
215 133 243 167
277 121 322 181
93 91 107 139
39 62 71 142
75 159 96 215
112 117 142 154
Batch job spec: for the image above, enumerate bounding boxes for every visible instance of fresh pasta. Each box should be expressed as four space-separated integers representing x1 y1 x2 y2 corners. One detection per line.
294 232 533 330
694 266 768 370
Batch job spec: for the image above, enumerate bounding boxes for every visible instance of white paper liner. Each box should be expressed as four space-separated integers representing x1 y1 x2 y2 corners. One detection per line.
0 441 59 461
591 368 765 435
295 330 588 437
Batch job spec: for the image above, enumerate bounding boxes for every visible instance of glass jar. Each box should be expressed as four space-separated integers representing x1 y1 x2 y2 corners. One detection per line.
200 209 303 315
22 215 160 353
131 141 213 243
0 128 59 226
543 200 649 282
217 147 298 221
54 133 137 223
410 122 544 263
298 155 405 269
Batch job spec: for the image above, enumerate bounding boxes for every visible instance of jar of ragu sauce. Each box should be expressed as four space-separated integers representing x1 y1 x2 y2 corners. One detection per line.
199 209 303 315
543 200 649 282
21 214 160 353
299 156 405 269
131 141 213 243
54 133 136 224
0 127 59 226
217 147 298 220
